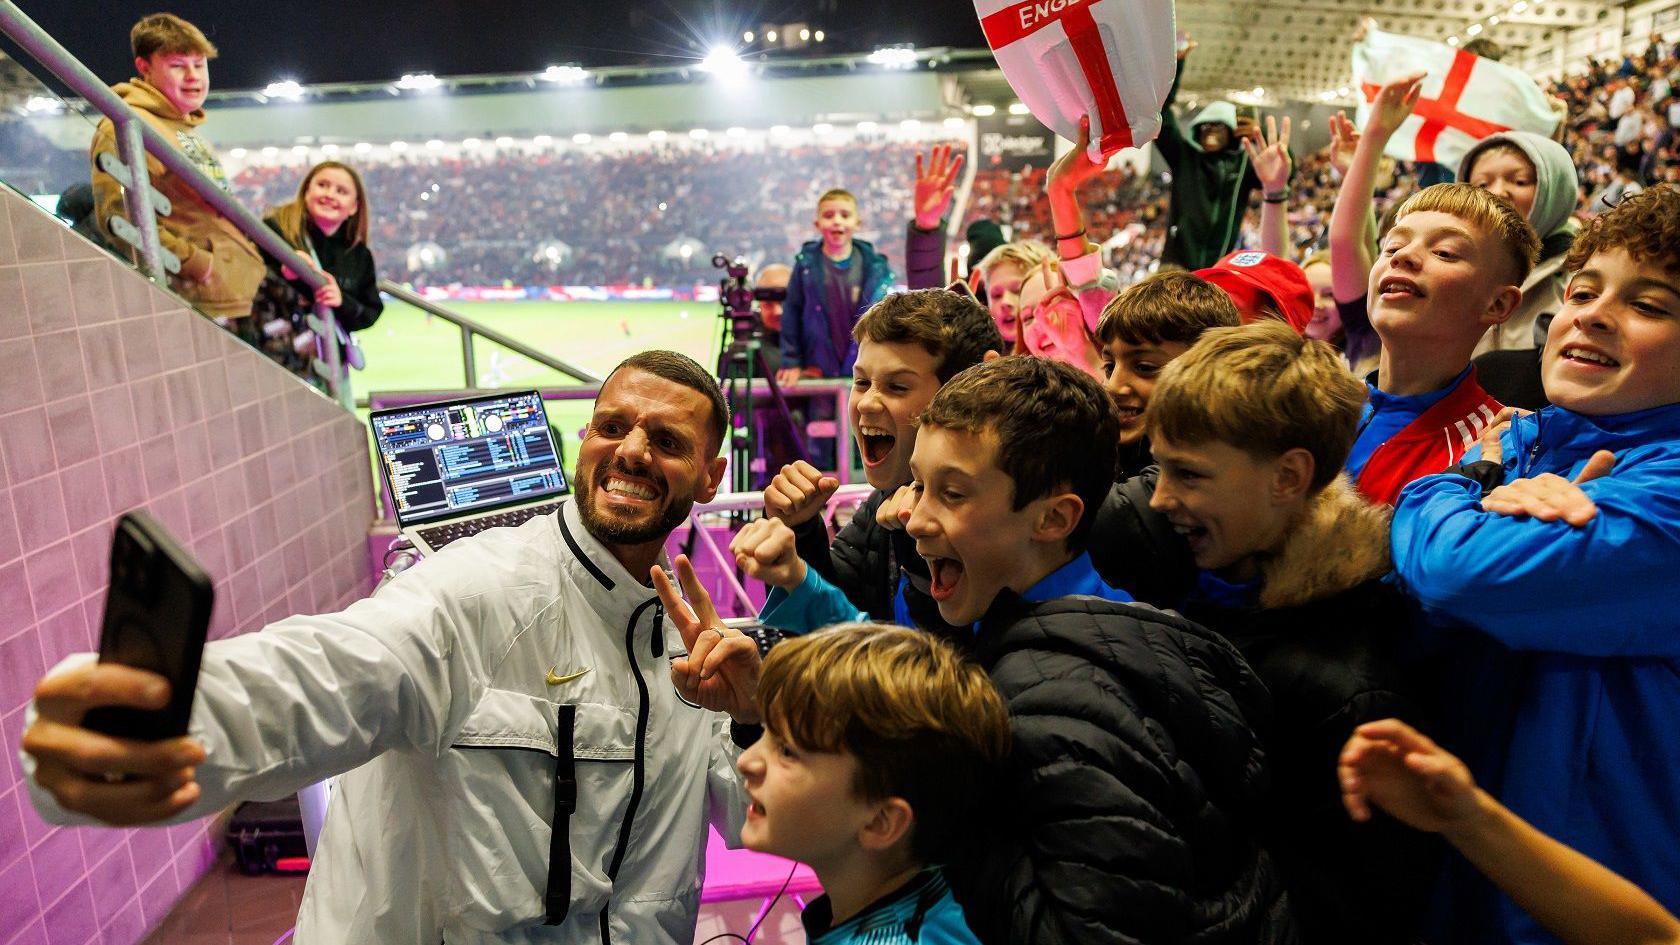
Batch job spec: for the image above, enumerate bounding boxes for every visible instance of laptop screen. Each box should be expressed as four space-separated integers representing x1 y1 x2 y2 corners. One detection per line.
370 390 569 527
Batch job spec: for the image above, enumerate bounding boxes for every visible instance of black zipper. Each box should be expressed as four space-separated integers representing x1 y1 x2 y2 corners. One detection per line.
598 596 660 944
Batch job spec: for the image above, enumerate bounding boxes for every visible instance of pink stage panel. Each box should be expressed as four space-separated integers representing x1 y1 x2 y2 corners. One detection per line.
702 826 823 905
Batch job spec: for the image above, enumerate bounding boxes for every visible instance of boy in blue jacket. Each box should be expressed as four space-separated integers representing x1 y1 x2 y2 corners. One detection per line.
1391 184 1680 945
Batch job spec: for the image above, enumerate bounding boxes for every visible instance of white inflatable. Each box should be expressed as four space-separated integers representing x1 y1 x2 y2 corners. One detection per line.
975 0 1179 159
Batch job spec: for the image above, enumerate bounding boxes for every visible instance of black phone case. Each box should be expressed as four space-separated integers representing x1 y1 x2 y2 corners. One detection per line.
82 511 214 741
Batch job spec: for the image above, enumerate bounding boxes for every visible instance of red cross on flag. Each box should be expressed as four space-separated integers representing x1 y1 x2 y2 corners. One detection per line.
975 0 1177 160
1354 27 1562 167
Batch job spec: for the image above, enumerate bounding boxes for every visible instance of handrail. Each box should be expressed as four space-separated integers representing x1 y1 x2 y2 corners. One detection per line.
377 279 601 385
0 0 351 409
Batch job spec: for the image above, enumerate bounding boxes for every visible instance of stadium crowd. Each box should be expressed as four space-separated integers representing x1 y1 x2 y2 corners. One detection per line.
20 10 1680 945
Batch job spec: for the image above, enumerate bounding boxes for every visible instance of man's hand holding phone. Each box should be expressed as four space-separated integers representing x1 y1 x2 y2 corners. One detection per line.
23 663 205 825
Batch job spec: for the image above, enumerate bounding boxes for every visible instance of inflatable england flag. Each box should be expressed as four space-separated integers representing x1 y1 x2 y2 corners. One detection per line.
975 0 1178 159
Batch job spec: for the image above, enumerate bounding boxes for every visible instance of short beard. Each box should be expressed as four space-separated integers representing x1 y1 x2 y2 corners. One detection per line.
576 470 694 547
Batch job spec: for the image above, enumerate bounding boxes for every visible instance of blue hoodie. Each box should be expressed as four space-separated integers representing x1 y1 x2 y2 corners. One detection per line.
780 237 895 378
1391 402 1680 944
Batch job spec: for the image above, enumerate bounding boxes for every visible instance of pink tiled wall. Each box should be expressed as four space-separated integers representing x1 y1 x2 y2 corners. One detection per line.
0 187 376 945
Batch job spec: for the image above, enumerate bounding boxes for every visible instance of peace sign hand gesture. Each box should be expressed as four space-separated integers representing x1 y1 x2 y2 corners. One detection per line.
652 556 762 724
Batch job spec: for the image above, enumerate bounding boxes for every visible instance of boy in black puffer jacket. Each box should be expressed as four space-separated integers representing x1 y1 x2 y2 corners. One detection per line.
1143 321 1440 944
903 356 1297 945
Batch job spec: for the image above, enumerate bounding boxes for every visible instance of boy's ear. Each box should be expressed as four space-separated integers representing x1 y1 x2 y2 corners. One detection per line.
1481 284 1523 327
1031 490 1085 545
982 349 1002 362
857 797 915 854
1270 448 1316 505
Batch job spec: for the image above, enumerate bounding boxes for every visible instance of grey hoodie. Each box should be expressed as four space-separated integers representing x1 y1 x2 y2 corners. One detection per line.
1459 131 1580 352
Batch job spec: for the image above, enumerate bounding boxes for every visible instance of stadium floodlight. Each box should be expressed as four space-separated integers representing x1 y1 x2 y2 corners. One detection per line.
261 146 279 156
689 128 710 139
426 139 445 150
609 131 629 142
229 147 247 158
698 47 749 81
726 126 746 137
900 118 921 131
540 64 589 84
573 132 592 143
1511 0 1528 12
648 130 668 141
767 29 778 42
533 134 554 145
868 46 918 69
743 30 754 42
23 95 63 113
971 104 996 117
264 79 305 100
354 142 373 153
495 136 515 147
815 30 825 42
397 72 442 92
800 28 811 41
812 122 834 134
857 120 878 132
463 137 482 148
389 141 409 152
292 144 310 155
1448 35 1461 45
1007 102 1030 115
770 124 791 136
943 116 966 131
321 143 339 154
1466 23 1483 35
1490 15 1501 25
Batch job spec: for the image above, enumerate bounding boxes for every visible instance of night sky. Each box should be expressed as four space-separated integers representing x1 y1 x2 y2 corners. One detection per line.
19 0 988 90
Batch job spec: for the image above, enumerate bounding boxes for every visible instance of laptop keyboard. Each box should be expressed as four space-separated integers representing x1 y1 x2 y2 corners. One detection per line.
416 501 564 551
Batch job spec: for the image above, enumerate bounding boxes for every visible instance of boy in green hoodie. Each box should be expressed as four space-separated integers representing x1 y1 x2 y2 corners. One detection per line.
1154 37 1262 269
90 13 265 320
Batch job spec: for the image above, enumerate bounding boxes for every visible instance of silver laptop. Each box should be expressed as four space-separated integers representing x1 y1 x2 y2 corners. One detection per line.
370 389 570 555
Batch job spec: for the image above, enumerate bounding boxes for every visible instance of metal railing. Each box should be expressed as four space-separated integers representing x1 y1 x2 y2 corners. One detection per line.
0 0 352 409
376 280 601 387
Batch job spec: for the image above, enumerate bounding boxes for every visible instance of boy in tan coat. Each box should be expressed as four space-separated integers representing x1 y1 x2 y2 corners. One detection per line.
90 13 264 320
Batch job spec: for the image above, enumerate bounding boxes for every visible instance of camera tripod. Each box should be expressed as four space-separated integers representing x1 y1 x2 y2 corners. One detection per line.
712 254 808 496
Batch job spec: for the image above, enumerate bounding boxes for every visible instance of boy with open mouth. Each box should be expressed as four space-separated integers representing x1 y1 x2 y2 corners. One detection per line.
1391 184 1680 943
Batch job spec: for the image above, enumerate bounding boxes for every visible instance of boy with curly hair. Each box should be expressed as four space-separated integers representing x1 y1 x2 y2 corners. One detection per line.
1392 184 1680 943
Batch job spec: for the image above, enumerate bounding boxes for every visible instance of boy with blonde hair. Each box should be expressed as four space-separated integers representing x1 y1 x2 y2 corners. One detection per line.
1146 321 1438 943
742 623 1008 944
90 13 264 319
777 188 895 388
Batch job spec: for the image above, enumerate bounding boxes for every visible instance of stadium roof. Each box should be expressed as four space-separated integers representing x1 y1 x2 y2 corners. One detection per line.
14 0 1634 111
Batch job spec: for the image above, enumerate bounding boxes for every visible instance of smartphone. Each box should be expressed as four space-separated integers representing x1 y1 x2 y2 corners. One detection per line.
82 511 214 741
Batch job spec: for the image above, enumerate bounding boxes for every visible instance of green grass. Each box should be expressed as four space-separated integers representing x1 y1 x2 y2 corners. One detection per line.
352 298 728 447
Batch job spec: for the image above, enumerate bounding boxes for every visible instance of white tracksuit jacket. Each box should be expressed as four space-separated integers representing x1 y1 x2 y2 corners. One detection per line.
26 499 749 944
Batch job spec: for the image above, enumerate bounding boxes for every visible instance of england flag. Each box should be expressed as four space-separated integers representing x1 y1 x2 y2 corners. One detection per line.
975 0 1178 159
1354 27 1562 168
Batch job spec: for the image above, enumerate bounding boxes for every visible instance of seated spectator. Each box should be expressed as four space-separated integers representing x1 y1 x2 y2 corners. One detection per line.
741 624 1008 945
91 13 264 321
902 356 1292 944
1094 270 1240 478
250 161 383 385
1145 321 1440 943
1391 184 1680 943
738 288 1005 637
1342 718 1680 945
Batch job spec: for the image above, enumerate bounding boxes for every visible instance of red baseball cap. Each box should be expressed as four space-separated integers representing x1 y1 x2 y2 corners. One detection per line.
1194 251 1314 334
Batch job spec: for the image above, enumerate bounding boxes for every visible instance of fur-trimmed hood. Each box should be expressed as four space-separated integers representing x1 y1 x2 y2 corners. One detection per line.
1257 476 1392 610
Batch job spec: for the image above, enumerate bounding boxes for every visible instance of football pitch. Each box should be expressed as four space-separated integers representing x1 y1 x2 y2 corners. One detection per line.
352 298 729 447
